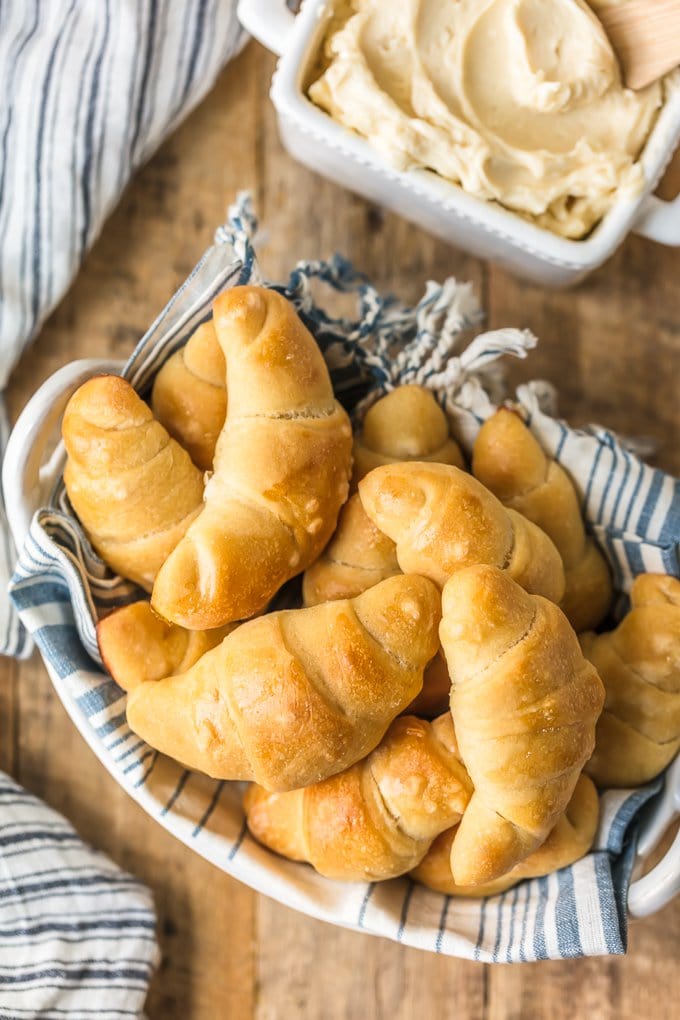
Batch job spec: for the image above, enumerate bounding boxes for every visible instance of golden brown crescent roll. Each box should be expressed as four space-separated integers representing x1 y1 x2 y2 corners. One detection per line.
128 574 441 791
243 713 472 881
97 600 234 692
301 494 446 717
302 494 400 607
352 385 464 484
472 408 612 632
412 774 599 897
62 376 204 591
151 320 226 470
359 461 565 603
440 565 604 886
151 286 353 629
583 574 680 788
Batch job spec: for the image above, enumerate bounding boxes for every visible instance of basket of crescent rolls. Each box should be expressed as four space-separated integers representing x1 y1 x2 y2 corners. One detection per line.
54 278 679 909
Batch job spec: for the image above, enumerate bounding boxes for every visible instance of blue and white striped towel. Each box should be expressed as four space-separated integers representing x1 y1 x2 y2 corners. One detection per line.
0 771 158 1017
7 194 680 963
0 2 246 1014
0 0 247 658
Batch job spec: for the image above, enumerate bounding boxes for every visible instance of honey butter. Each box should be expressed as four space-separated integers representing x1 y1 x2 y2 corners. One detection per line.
309 0 669 238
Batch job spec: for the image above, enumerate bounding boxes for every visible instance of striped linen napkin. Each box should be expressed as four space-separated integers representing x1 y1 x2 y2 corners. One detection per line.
7 194 679 963
0 771 158 1017
0 0 247 658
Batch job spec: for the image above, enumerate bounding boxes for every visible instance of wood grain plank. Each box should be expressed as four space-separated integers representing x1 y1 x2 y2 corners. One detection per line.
486 234 680 476
255 901 486 1020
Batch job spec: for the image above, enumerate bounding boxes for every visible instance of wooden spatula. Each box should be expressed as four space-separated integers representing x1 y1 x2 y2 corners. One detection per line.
597 0 680 90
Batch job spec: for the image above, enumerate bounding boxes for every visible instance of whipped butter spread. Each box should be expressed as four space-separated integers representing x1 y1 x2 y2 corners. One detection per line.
309 0 668 238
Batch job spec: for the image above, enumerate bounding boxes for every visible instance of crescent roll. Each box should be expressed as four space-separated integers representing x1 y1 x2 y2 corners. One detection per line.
62 376 204 590
97 600 234 692
359 461 565 603
151 320 226 470
473 408 612 632
440 565 604 886
583 574 680 787
301 493 448 717
244 714 472 881
352 385 464 484
302 494 400 607
127 574 441 791
151 286 353 629
412 774 599 897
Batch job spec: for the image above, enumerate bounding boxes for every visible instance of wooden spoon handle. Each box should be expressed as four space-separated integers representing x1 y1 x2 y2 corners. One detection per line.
598 0 680 90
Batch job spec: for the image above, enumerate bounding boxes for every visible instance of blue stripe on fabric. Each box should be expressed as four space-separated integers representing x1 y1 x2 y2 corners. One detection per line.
621 455 646 533
134 750 159 787
0 967 150 986
78 0 110 256
9 581 72 609
357 884 375 928
33 623 99 679
191 780 225 837
123 749 153 776
95 711 129 738
435 897 451 953
0 863 124 888
178 0 208 107
396 881 415 942
532 877 549 960
5 1010 138 1017
593 853 624 955
555 867 583 959
228 820 248 861
503 885 521 963
0 956 154 974
492 890 507 962
0 906 154 931
636 470 665 536
76 680 124 717
0 874 141 902
0 829 81 849
114 739 146 765
4 933 157 950
161 770 190 816
518 880 531 963
31 1 77 325
609 447 632 530
661 542 680 576
596 441 617 524
473 898 487 961
658 480 680 544
553 423 569 461
581 440 605 520
128 0 158 164
0 884 145 908
0 919 156 939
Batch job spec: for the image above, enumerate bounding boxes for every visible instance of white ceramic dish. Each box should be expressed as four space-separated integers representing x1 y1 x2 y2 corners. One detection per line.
3 356 680 929
238 0 680 286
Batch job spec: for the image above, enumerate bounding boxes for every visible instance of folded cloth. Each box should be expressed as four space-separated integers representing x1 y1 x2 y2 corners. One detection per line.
0 0 247 657
0 771 158 1017
6 194 680 963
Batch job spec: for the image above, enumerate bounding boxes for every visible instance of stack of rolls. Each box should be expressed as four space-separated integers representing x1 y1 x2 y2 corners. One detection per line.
62 285 680 896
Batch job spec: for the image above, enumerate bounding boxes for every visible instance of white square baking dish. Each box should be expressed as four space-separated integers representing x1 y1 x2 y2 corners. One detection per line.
238 0 680 287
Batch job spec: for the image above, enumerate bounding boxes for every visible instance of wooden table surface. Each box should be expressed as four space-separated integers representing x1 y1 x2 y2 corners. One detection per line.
3 42 680 1019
